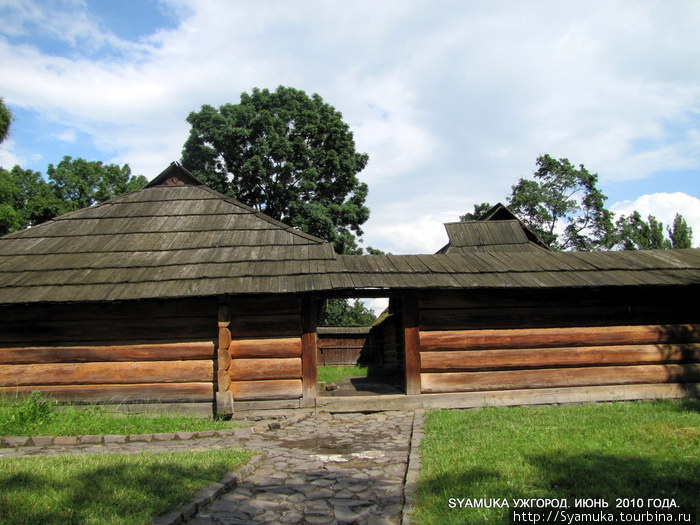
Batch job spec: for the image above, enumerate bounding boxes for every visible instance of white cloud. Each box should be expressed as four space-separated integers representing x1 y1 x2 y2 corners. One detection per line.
0 138 24 169
1 0 699 252
611 192 700 246
365 208 459 255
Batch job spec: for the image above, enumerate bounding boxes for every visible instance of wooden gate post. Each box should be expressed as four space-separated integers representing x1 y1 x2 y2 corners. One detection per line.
403 295 422 395
215 301 234 416
301 297 318 404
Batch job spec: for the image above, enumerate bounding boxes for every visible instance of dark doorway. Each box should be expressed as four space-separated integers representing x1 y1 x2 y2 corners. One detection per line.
316 297 405 397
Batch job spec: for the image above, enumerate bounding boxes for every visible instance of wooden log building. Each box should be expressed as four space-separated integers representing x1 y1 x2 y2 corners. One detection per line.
0 163 698 416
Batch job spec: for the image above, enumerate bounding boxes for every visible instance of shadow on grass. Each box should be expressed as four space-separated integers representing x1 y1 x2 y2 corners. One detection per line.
527 452 699 507
416 452 699 524
0 459 233 525
674 398 700 414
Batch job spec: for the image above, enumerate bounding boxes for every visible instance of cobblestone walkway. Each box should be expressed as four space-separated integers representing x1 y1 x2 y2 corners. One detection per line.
0 410 423 525
189 411 420 525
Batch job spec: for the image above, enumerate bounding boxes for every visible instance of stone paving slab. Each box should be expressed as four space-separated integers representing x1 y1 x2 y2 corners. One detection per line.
188 411 419 525
0 427 253 450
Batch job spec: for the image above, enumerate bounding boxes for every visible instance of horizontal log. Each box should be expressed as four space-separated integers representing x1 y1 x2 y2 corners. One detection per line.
0 317 216 345
229 379 302 401
95 402 213 417
229 314 301 338
414 383 700 410
231 398 301 412
421 364 700 394
230 337 301 358
0 342 215 365
420 344 700 372
419 304 696 330
418 288 696 313
420 325 700 352
228 358 302 381
0 361 213 387
230 295 301 315
0 297 217 324
318 336 372 348
0 383 214 403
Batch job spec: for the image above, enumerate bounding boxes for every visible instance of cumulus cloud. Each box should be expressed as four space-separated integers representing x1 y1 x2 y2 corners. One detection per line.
1 0 699 253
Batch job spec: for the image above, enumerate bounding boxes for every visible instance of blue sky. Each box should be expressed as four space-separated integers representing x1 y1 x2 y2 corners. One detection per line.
1 0 699 255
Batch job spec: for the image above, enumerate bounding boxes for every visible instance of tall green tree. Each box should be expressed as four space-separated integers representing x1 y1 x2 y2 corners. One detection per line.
460 202 492 221
319 298 377 327
0 157 146 235
460 154 694 251
615 212 693 250
47 156 147 214
181 86 370 254
668 213 694 248
0 166 60 235
0 97 12 145
507 154 614 250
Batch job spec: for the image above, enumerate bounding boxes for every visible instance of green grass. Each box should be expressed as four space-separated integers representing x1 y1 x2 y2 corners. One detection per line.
0 392 236 437
318 364 369 383
413 400 700 525
0 449 254 525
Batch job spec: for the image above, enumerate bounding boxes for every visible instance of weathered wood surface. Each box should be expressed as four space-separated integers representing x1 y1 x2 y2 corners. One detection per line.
419 306 699 330
416 383 700 410
421 364 700 393
418 288 699 330
217 347 231 373
0 342 215 365
229 379 303 400
403 296 422 395
420 325 700 352
218 326 232 352
229 315 301 338
228 357 302 381
420 344 700 371
302 297 318 400
0 382 213 402
0 317 216 345
0 361 213 387
217 369 231 392
0 297 217 324
229 337 301 358
230 295 301 315
232 398 301 412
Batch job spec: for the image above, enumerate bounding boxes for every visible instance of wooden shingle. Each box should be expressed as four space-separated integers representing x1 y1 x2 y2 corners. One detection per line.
1 163 699 304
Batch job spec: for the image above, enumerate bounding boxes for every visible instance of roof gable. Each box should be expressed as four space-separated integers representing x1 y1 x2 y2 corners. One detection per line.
145 162 204 188
438 203 549 253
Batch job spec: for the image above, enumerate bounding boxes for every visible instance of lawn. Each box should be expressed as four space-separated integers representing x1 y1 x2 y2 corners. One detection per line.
0 391 236 437
318 364 369 383
413 399 700 524
0 449 254 525
0 392 254 524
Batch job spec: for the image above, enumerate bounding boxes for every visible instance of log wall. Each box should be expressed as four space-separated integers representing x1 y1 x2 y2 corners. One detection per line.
417 287 700 397
218 296 304 403
317 327 378 366
0 298 217 405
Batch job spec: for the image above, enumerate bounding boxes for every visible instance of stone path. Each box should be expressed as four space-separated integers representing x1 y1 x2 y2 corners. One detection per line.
0 410 424 525
188 411 419 525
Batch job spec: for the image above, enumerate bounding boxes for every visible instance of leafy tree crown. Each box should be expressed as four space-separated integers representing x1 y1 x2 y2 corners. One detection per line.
181 86 370 254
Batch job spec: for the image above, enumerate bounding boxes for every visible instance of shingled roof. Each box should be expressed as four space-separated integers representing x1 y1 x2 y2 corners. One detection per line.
0 164 699 304
437 203 550 253
0 163 336 303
